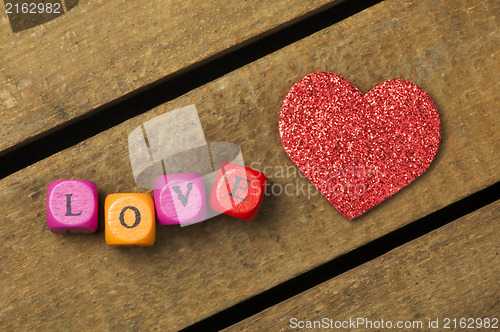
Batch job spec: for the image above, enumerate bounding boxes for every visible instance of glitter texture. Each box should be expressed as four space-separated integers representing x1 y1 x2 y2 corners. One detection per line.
279 72 441 220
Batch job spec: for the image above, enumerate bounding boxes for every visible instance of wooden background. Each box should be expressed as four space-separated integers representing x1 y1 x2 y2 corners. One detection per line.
0 0 498 330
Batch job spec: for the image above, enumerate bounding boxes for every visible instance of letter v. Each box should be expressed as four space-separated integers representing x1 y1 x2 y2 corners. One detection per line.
171 183 193 207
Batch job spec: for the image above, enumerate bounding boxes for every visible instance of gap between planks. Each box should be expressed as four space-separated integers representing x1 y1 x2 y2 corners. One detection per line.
182 183 500 331
0 0 384 179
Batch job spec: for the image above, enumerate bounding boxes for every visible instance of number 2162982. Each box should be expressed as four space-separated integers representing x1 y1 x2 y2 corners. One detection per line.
5 2 62 14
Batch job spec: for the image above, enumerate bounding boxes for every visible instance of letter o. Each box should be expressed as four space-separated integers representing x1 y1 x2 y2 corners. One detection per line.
120 206 141 229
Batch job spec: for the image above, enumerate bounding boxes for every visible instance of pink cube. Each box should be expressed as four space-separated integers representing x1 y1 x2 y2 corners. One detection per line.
46 180 98 234
154 172 207 225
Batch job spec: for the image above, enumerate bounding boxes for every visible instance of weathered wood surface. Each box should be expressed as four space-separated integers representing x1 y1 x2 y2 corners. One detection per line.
0 0 338 155
226 200 500 331
0 0 499 330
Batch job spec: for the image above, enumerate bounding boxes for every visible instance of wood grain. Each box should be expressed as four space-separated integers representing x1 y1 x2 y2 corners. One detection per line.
225 200 500 331
0 0 338 155
0 0 499 330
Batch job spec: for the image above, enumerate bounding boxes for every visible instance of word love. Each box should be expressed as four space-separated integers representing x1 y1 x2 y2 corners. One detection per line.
46 162 267 246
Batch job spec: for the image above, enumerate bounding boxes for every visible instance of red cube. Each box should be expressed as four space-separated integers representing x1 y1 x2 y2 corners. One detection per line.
209 162 267 221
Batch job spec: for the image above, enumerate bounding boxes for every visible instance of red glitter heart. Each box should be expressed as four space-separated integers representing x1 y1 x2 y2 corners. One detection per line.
279 72 441 220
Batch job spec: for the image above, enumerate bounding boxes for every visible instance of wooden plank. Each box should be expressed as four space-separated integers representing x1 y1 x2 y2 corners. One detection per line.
0 0 338 155
0 0 499 330
226 200 500 331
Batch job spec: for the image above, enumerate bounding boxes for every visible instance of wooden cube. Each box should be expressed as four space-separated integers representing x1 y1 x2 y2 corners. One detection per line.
105 193 155 246
46 180 98 234
209 162 267 221
154 172 207 225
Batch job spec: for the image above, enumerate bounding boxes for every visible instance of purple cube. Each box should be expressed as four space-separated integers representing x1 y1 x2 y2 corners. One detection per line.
46 180 98 234
154 172 207 225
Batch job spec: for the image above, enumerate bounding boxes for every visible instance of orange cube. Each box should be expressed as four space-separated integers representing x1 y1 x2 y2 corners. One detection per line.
105 193 155 246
